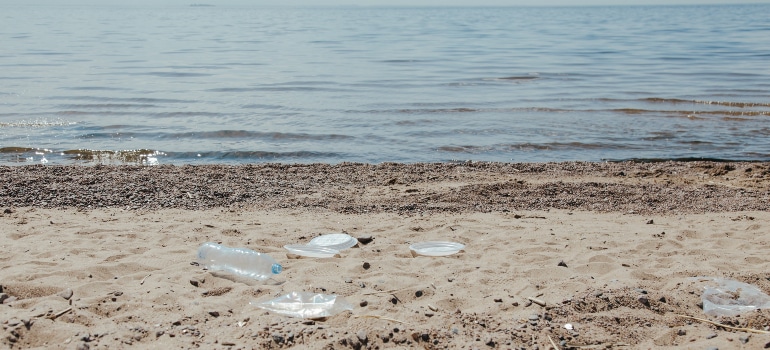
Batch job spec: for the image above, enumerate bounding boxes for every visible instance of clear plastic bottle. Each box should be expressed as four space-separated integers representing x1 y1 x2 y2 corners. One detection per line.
197 242 282 281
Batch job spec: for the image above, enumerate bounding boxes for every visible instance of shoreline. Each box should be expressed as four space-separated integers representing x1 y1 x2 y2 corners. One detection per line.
2 160 769 213
2 161 770 349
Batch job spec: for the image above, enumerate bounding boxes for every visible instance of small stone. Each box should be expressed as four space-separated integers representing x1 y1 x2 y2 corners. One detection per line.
58 288 74 300
677 329 686 336
357 330 368 343
494 298 503 303
415 290 423 298
706 333 718 339
344 278 353 284
190 278 201 287
485 337 496 347
424 312 434 317
646 219 654 224
362 262 371 270
272 333 285 344
638 295 650 306
221 341 236 346
357 236 374 245
208 311 220 317
420 333 430 342
0 293 9 304
635 288 648 294
113 291 123 296
739 335 750 344
557 260 568 267
529 314 540 321
359 300 368 307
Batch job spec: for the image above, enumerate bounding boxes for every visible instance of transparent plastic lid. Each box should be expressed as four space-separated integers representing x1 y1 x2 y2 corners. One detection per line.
307 233 358 251
409 241 465 256
284 244 340 258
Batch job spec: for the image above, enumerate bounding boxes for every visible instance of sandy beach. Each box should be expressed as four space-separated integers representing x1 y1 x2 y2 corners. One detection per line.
1 161 769 349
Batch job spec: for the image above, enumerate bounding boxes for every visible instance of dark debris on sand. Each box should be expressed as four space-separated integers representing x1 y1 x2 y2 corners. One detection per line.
1 161 768 214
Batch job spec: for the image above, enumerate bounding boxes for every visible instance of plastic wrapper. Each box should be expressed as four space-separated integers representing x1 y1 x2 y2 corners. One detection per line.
700 277 770 317
252 291 354 319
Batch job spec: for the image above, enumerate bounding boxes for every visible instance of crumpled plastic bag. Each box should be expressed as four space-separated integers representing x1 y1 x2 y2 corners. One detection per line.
251 291 354 319
700 277 770 317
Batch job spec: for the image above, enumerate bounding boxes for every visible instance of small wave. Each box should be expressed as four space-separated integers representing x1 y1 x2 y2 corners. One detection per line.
438 142 623 153
57 104 157 109
643 97 770 108
140 71 213 78
63 86 131 91
168 150 344 161
0 119 75 128
48 95 192 103
160 130 353 141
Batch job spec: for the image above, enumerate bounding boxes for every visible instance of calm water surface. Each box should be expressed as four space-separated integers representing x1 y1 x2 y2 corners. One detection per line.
1 4 769 165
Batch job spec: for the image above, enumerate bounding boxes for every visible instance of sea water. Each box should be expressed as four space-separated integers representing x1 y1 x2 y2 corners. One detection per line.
1 4 769 165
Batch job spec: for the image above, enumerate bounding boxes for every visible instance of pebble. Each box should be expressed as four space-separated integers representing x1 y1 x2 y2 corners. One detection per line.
58 288 74 300
706 333 718 339
357 330 368 343
362 262 371 270
272 333 285 343
359 300 368 307
415 290 423 297
208 311 220 317
0 293 9 304
357 236 374 245
739 335 749 344
557 260 568 267
678 329 686 336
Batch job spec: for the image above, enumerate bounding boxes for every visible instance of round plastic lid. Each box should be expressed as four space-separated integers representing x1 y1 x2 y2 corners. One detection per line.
409 241 465 256
307 233 358 251
284 244 340 258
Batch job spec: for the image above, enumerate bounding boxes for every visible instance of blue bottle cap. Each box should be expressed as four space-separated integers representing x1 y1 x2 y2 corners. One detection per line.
272 263 283 275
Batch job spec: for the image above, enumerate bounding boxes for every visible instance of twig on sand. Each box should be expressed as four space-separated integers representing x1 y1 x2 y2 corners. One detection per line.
547 335 560 350
49 307 72 320
140 274 151 285
353 315 407 324
362 288 405 296
677 314 770 334
528 297 546 307
566 344 630 349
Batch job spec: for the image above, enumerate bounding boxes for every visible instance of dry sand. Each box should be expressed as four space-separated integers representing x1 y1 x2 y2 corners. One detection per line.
1 161 769 349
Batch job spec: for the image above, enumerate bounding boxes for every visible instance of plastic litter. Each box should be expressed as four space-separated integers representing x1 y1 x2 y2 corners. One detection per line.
307 233 358 251
409 241 465 256
284 233 357 257
700 277 770 317
283 244 340 258
197 242 282 281
252 291 354 319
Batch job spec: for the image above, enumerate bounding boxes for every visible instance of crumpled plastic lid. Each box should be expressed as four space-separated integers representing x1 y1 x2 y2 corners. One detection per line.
251 291 354 319
698 277 770 317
